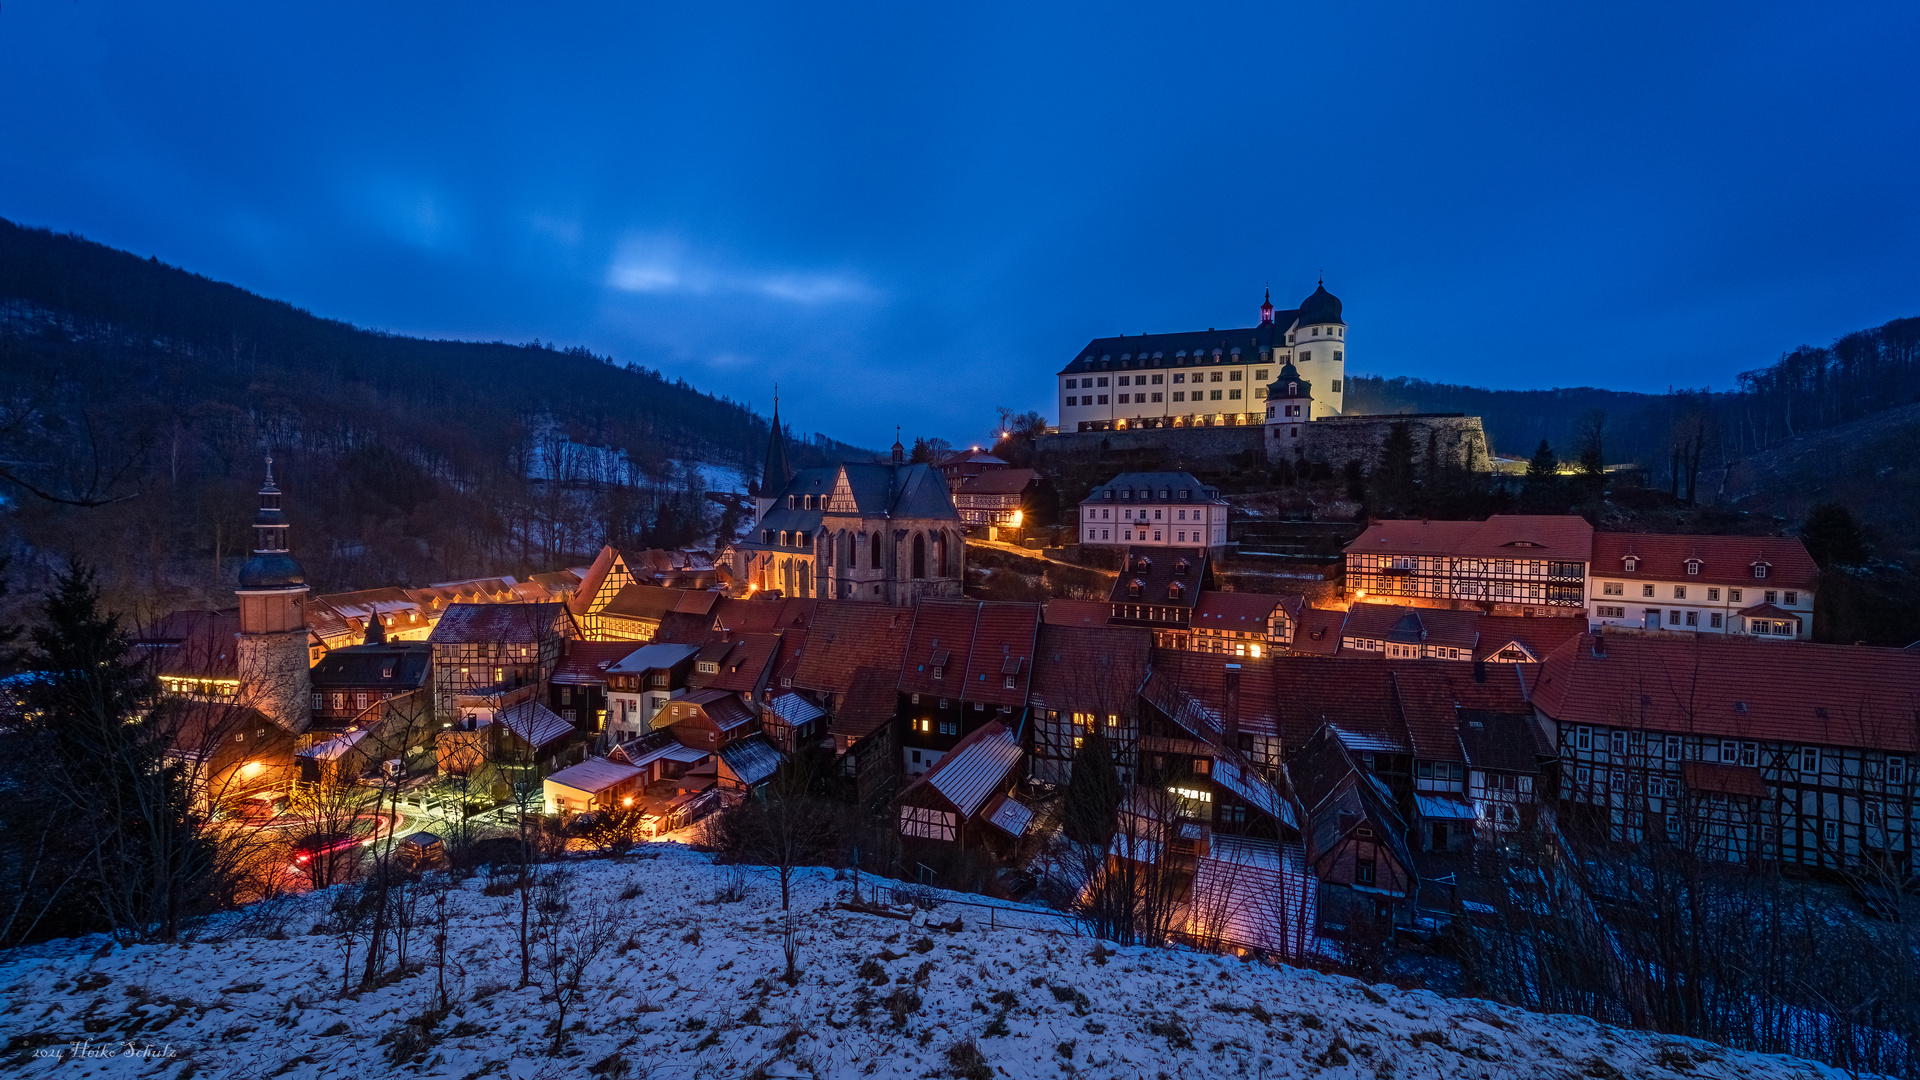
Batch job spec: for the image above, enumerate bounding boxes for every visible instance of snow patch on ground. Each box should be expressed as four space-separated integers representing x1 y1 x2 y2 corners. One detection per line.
0 847 1842 1079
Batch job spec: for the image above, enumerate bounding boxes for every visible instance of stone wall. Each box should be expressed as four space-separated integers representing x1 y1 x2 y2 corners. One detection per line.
1269 413 1488 472
1035 413 1488 481
1035 424 1264 462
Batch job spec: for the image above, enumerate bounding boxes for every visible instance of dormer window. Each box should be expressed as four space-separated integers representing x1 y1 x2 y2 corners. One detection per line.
1168 581 1185 600
1287 382 1298 395
1173 558 1189 576
1159 489 1170 500
1685 559 1701 576
1753 563 1769 579
1104 490 1114 501
1128 578 1144 599
1179 490 1190 500
1623 556 1638 572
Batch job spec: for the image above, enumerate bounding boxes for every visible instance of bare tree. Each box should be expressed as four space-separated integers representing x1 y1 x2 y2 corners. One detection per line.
531 877 620 1053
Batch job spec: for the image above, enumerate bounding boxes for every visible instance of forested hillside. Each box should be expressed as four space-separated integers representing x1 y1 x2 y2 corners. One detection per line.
0 220 865 611
1351 314 1919 484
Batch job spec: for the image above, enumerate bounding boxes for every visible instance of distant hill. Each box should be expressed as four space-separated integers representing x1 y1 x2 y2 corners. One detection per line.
0 219 867 608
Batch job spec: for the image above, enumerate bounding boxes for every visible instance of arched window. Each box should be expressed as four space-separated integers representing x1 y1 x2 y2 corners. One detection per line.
839 530 853 570
912 533 926 579
870 532 882 570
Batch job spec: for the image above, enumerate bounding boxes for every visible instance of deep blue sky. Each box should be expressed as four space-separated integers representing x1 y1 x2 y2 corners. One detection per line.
3 2 1917 450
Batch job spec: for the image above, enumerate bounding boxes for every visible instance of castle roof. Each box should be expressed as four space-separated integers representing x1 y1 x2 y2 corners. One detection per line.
1059 319 1293 376
1297 282 1343 326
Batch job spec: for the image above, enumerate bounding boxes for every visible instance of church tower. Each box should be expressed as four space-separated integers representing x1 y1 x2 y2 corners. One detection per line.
755 394 791 526
235 457 312 734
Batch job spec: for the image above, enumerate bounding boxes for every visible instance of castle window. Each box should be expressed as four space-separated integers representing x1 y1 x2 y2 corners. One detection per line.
1172 373 1185 383
1209 372 1223 383
1066 379 1076 389
1255 369 1268 380
1331 380 1342 392
1229 371 1241 381
1334 351 1343 362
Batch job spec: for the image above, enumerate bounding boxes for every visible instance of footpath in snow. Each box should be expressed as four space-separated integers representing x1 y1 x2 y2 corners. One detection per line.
0 846 1842 1080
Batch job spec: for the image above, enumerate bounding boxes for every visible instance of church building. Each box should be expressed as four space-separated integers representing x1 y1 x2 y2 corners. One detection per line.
726 401 965 605
1057 283 1347 432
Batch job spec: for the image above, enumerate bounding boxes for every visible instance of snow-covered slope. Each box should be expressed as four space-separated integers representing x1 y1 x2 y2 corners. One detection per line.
0 847 1839 1079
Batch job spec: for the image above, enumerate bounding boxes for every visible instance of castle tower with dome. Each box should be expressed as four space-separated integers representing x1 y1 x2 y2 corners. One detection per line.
234 458 313 734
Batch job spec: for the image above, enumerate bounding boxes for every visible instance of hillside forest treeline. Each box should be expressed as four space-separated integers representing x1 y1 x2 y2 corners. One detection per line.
0 219 865 613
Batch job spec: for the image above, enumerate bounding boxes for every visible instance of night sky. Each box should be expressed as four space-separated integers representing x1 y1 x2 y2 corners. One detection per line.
3 2 1917 449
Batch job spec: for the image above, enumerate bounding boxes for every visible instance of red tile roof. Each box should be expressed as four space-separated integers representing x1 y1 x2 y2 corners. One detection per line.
830 665 901 742
689 631 784 694
1042 599 1114 628
1533 633 1920 752
1287 607 1348 656
1029 624 1152 715
1346 515 1595 562
897 600 1041 707
961 602 1043 707
1269 657 1401 749
134 608 241 680
1146 650 1280 740
1192 591 1295 635
1341 603 1480 652
1388 663 1532 761
1474 615 1585 663
957 468 1043 496
1591 532 1817 592
792 601 913 695
551 641 647 685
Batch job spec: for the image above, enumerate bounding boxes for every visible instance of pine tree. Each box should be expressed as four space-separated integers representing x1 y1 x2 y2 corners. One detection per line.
23 563 215 941
1373 422 1418 516
1521 439 1564 512
1801 502 1869 569
1062 728 1120 845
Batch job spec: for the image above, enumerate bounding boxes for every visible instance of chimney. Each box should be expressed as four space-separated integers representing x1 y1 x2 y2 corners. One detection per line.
1472 660 1487 684
1591 629 1607 659
1222 663 1242 744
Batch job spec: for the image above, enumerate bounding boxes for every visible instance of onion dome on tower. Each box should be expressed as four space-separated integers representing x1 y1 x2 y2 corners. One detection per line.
1297 281 1344 327
238 457 306 590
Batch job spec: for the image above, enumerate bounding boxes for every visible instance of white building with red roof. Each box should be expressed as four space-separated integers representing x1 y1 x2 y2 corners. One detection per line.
1587 531 1819 640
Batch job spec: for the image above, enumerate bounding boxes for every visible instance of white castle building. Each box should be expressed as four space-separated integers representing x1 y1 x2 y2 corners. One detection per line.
1056 283 1347 432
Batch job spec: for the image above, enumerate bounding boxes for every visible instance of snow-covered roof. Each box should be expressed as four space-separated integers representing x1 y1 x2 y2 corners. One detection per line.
719 734 782 787
766 692 826 727
546 758 642 795
1415 793 1479 821
981 793 1033 838
496 700 575 751
296 728 368 762
1329 724 1407 754
918 721 1023 818
1212 755 1295 831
